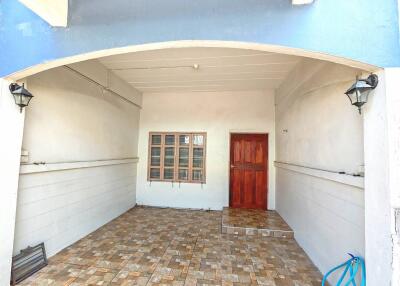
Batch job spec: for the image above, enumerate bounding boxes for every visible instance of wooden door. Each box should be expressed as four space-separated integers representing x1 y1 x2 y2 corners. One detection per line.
229 133 268 209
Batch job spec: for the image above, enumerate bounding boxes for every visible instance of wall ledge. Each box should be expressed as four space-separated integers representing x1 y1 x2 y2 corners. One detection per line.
20 158 139 174
274 161 364 189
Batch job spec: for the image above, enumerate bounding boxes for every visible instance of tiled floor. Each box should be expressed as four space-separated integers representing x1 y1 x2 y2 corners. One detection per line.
20 206 322 286
221 208 294 238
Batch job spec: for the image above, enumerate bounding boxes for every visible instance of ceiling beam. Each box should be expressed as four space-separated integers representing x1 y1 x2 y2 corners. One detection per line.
292 0 314 5
19 0 68 27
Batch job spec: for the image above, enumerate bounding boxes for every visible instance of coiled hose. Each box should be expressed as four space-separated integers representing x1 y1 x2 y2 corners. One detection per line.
322 254 366 286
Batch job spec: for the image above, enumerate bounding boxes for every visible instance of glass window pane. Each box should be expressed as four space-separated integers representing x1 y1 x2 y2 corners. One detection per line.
165 135 175 145
178 169 189 180
150 168 160 179
193 148 204 168
179 135 190 146
151 134 161 145
192 170 203 181
193 135 204 146
151 147 161 166
164 168 174 180
179 148 189 167
164 147 175 167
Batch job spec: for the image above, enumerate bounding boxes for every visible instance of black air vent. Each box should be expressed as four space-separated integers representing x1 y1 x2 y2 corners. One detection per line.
11 243 48 285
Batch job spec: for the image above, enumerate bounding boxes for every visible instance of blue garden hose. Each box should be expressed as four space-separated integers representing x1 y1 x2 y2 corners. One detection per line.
322 254 366 286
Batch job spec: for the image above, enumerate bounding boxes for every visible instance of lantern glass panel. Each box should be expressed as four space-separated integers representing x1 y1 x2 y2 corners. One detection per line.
349 90 369 108
359 90 369 104
347 89 370 107
12 92 33 107
20 94 33 107
13 94 22 105
347 91 357 105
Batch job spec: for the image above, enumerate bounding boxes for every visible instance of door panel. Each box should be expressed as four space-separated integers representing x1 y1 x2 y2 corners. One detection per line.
233 144 241 164
243 170 255 205
255 141 265 164
243 140 253 163
231 168 242 206
229 133 268 209
255 170 267 208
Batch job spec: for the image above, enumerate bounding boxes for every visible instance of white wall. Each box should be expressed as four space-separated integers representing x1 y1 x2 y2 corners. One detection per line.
0 79 26 286
275 59 365 281
136 90 275 210
363 69 396 285
385 68 400 285
15 163 137 258
13 66 141 257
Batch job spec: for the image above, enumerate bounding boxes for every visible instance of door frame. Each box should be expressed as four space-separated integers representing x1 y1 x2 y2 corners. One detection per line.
228 132 269 210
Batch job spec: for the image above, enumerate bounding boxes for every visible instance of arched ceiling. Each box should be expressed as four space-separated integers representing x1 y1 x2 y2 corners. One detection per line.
98 47 302 93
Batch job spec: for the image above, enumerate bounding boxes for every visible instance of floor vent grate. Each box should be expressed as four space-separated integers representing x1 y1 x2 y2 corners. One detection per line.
10 243 48 285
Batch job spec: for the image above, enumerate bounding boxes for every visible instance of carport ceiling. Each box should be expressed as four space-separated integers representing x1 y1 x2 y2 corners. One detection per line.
98 48 302 93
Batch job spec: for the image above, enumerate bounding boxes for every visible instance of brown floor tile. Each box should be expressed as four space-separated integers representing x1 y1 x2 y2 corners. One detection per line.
19 206 322 286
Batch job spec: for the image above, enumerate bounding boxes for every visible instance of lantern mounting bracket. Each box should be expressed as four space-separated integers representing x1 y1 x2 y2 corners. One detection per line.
9 83 20 93
364 74 379 88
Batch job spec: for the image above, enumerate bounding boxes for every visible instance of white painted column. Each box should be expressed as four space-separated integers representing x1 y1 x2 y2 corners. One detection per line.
385 68 400 286
363 69 397 285
0 79 25 285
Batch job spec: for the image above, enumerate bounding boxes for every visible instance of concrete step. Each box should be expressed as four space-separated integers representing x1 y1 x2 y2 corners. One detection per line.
221 207 294 238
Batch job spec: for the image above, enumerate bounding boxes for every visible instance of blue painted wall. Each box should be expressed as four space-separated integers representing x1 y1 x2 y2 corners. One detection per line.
0 0 399 76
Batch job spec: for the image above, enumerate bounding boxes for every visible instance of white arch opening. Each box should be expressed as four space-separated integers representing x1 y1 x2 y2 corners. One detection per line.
5 40 380 81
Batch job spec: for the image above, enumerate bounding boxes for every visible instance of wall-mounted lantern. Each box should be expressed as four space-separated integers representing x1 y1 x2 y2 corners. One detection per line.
9 83 33 113
345 74 378 114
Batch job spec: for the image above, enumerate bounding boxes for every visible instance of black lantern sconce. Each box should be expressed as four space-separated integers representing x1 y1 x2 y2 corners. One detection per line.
9 83 33 113
345 74 378 114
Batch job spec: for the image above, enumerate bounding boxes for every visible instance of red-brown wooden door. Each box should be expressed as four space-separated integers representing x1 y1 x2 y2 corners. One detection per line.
229 133 268 209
